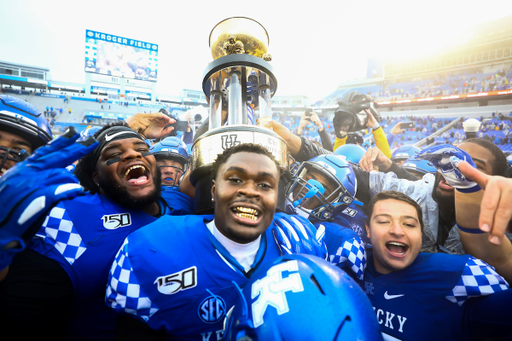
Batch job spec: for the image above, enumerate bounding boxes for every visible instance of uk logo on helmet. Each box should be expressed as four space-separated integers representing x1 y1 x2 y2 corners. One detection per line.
250 260 304 328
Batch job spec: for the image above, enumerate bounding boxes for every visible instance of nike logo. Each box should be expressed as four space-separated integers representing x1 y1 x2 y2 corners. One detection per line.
105 131 135 141
384 291 404 300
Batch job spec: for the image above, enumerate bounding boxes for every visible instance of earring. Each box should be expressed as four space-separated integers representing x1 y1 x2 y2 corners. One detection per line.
211 198 215 202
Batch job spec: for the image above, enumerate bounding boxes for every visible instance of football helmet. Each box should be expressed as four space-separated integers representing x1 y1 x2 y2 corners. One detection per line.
391 144 421 162
334 143 366 164
285 154 357 221
223 254 382 341
0 95 52 172
150 136 189 186
402 156 436 177
78 125 102 141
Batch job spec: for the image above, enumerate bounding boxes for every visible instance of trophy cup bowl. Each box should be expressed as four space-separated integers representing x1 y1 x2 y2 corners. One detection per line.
209 17 269 60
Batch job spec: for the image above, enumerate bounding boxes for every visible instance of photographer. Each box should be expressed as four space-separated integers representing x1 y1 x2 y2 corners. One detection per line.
332 91 391 158
296 109 333 151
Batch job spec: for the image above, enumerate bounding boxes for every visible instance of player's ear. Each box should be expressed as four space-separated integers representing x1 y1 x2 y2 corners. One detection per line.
365 223 371 239
211 180 216 201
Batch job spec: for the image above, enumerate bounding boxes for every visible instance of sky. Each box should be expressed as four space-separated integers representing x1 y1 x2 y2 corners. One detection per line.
1 0 512 102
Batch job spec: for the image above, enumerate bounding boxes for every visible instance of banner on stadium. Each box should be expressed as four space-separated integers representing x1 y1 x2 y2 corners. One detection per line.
376 89 512 106
84 110 133 120
126 90 151 98
37 93 65 99
85 30 158 52
91 86 120 94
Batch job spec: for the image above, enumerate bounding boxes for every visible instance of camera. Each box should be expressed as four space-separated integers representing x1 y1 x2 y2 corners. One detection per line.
332 91 382 136
159 108 179 137
303 108 313 120
400 122 415 130
346 132 364 145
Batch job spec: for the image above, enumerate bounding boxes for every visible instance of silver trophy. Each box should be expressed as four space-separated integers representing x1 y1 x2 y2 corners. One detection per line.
190 17 289 213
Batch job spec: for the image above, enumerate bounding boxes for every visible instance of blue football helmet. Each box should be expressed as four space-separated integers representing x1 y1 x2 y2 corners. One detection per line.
0 95 52 172
223 254 382 341
285 154 357 221
402 156 436 178
78 125 102 141
333 143 366 164
150 136 189 186
391 144 421 162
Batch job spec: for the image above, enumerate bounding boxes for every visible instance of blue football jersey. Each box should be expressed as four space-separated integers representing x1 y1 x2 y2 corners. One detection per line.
28 193 172 339
106 214 283 340
160 186 194 215
321 221 367 281
332 202 371 247
363 251 509 341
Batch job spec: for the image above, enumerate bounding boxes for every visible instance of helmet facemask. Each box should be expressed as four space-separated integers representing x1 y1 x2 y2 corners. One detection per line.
286 163 353 221
0 146 28 175
155 156 188 187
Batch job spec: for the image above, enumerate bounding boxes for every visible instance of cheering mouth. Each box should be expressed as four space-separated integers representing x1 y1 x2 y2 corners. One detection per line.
123 164 150 185
386 241 409 257
231 206 260 221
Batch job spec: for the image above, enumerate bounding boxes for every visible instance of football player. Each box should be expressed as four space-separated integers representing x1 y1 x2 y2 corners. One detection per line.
0 122 184 339
0 94 52 176
150 136 189 188
285 154 369 280
106 143 327 340
150 136 194 215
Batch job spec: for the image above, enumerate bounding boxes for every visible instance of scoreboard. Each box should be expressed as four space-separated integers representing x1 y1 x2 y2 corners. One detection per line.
85 29 158 82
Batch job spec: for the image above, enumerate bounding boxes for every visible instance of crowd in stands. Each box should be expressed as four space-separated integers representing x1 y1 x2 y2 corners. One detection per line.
318 65 512 106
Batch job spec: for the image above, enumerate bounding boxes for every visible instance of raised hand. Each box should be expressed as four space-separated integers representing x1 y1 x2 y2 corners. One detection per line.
126 112 175 139
0 128 98 270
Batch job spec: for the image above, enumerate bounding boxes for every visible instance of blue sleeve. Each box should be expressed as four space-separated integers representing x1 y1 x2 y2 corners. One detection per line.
386 132 395 145
105 239 158 323
458 289 512 340
182 130 193 145
445 256 509 305
32 202 87 266
323 222 367 281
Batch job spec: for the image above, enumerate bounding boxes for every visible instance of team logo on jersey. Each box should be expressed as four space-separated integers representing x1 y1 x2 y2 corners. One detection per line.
198 291 226 324
342 207 358 217
251 260 304 328
221 134 241 150
350 223 365 237
154 266 197 295
101 213 132 230
364 281 375 295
